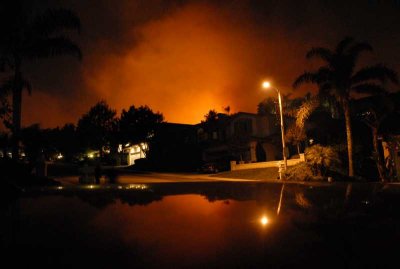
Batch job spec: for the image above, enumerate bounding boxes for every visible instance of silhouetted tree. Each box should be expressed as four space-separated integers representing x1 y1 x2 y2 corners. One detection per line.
257 97 277 116
119 105 164 154
0 0 82 159
294 37 398 176
223 106 231 114
20 124 45 163
200 109 224 142
0 85 11 128
54 123 79 161
356 94 398 181
77 101 117 157
203 109 219 123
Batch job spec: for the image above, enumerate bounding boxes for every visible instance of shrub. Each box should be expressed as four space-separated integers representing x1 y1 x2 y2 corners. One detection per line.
305 144 340 176
285 162 315 181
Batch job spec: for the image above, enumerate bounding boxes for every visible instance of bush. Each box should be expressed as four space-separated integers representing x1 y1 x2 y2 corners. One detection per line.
305 144 340 176
285 162 318 181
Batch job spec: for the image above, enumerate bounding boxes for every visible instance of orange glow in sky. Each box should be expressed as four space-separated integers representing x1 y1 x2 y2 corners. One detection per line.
20 2 311 128
83 3 270 124
18 0 400 128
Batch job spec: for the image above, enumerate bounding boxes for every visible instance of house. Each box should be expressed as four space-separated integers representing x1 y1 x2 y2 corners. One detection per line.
117 112 281 171
119 142 148 166
197 112 280 164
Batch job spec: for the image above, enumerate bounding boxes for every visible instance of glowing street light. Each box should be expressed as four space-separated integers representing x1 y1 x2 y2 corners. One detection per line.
262 81 271 89
262 81 287 175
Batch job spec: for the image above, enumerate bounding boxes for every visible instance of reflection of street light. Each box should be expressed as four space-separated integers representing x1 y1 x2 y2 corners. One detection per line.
260 215 269 226
277 184 285 215
262 81 287 173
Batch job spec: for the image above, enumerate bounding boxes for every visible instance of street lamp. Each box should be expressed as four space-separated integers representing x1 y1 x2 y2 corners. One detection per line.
262 81 287 174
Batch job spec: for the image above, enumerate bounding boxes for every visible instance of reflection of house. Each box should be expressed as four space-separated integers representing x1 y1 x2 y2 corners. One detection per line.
197 112 280 164
119 143 148 165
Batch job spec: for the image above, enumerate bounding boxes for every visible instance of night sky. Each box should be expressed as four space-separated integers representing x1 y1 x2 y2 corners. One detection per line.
17 0 400 128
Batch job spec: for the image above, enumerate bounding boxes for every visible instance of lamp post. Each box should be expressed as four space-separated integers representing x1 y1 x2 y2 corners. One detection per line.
262 81 287 174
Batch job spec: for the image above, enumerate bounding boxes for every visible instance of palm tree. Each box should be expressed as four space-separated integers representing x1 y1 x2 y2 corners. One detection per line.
0 1 82 159
293 37 398 176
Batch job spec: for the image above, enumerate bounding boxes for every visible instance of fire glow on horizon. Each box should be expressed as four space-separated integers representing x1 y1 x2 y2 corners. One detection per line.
18 0 400 128
20 1 314 128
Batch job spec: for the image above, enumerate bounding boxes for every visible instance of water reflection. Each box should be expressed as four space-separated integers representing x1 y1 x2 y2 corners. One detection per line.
260 215 269 226
276 184 285 215
2 182 400 268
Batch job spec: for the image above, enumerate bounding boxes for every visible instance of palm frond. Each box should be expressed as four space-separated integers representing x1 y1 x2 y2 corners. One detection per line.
351 83 386 95
31 8 81 37
318 82 333 94
0 75 32 95
25 36 82 60
315 67 334 81
335 36 354 54
293 72 319 88
306 47 333 61
351 64 399 85
295 97 320 129
285 123 306 144
348 42 373 58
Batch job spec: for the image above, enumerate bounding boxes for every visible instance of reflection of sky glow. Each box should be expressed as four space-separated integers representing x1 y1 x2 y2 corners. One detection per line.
93 195 263 265
15 183 393 268
260 215 269 226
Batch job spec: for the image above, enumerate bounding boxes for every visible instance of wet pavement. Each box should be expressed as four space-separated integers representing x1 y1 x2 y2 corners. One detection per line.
1 182 400 268
56 171 260 185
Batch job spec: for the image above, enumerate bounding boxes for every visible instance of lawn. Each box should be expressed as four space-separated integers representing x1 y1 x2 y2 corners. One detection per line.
212 167 279 180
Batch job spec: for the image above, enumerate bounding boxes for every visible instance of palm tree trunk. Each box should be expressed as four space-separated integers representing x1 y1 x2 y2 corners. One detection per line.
343 99 354 177
372 127 386 182
12 61 23 161
344 183 353 206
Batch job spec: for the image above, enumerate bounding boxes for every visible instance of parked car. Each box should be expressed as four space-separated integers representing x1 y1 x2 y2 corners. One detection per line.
199 161 230 173
199 163 220 173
